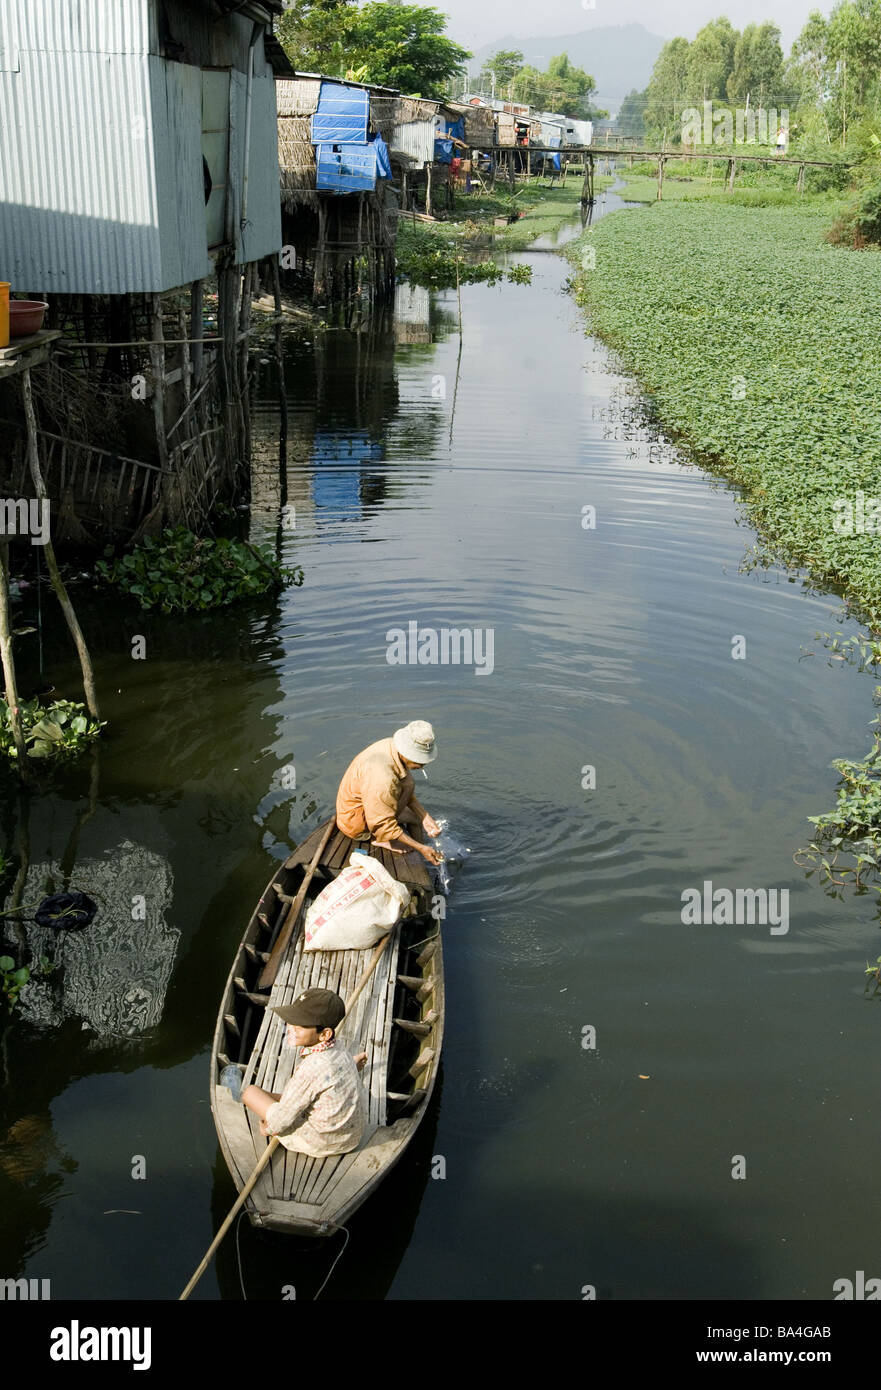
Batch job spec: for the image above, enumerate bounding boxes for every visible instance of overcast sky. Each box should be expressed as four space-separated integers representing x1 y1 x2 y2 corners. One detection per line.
434 0 830 55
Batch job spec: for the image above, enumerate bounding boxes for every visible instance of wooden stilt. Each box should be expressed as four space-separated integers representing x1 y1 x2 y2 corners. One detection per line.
21 369 101 719
0 545 29 775
270 256 287 475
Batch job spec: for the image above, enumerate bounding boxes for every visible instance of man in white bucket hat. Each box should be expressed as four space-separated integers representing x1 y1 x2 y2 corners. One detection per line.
336 721 442 865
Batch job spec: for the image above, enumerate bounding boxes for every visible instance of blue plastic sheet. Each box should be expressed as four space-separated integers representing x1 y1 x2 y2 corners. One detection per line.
316 142 378 192
434 137 454 165
311 82 369 145
445 117 465 142
371 132 393 180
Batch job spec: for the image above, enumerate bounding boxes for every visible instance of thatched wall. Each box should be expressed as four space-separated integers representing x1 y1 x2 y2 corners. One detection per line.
448 101 495 145
276 77 322 116
278 114 318 210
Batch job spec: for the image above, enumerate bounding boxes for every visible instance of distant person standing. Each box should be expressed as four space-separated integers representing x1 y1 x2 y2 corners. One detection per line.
776 124 788 156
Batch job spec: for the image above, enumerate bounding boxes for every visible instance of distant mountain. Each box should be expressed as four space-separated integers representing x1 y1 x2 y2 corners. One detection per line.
468 23 665 113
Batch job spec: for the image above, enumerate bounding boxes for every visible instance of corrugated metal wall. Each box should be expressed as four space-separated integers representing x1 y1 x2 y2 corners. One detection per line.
0 0 150 57
0 49 161 293
235 72 281 264
390 121 435 166
0 2 281 294
151 58 211 290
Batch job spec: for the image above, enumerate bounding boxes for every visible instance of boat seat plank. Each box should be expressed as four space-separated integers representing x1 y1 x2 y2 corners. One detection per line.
397 852 433 890
322 827 348 871
305 1147 358 1206
300 1152 344 1205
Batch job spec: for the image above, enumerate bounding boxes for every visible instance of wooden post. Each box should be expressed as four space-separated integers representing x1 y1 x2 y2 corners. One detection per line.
150 295 168 470
0 545 29 776
657 156 665 200
426 162 433 217
727 157 736 192
797 162 806 194
21 369 101 720
270 256 287 475
190 279 204 388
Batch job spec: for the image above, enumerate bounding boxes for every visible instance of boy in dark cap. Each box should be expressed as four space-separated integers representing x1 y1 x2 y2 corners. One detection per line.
241 988 368 1157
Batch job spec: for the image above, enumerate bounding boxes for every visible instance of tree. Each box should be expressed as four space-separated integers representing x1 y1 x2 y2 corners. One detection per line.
643 36 691 138
789 0 881 146
277 0 357 78
686 17 738 104
617 89 646 141
511 53 600 117
277 2 470 97
481 49 524 95
345 5 471 96
726 22 785 107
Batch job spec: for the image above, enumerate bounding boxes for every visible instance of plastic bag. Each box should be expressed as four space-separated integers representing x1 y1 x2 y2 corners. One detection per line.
303 852 411 952
432 821 470 894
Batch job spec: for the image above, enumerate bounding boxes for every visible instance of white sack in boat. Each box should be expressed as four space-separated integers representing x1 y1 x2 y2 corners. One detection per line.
304 851 411 951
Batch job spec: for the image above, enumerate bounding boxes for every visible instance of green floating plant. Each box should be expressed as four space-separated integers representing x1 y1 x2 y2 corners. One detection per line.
95 529 304 614
0 697 103 762
0 953 53 1010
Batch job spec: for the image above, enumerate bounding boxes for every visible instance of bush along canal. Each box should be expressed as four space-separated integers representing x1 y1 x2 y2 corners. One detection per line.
1 177 880 1304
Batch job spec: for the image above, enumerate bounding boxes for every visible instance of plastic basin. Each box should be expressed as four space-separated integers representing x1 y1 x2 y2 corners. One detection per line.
9 300 49 338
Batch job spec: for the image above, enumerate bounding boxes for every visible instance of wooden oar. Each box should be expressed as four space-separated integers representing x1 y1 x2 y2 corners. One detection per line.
179 1135 279 1301
179 928 395 1300
258 819 336 990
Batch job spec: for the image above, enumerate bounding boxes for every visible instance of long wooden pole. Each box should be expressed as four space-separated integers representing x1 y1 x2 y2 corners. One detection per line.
178 1136 280 1301
21 369 100 719
258 818 336 989
180 929 394 1299
0 544 29 775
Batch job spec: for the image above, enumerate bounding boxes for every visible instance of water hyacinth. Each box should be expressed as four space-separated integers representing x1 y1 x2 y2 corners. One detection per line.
568 201 881 624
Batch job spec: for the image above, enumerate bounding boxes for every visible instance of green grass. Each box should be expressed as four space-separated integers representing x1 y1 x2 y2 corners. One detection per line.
616 173 843 208
567 199 881 622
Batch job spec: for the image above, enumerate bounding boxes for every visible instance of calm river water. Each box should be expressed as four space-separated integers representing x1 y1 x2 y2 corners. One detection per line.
1 189 879 1301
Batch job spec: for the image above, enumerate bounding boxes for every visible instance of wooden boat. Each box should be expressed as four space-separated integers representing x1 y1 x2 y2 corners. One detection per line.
210 817 443 1237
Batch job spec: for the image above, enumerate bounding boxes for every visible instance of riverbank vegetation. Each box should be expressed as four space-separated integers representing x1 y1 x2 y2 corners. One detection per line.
396 179 602 287
95 530 303 614
568 201 881 619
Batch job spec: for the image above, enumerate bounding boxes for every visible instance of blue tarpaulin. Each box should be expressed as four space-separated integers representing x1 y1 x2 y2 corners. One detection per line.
311 82 369 145
371 132 393 179
434 137 454 165
445 117 465 141
316 142 379 192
